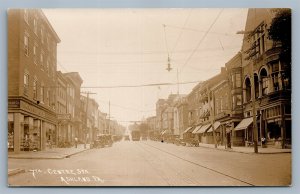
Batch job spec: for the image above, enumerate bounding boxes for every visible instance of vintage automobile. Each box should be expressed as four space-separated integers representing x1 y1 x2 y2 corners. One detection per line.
124 135 130 141
93 134 113 148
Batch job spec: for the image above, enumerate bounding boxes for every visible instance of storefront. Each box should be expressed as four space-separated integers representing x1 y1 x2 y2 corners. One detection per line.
8 98 57 152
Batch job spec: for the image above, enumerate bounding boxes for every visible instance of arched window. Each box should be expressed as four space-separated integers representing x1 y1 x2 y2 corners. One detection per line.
245 77 251 102
260 68 268 96
254 74 259 99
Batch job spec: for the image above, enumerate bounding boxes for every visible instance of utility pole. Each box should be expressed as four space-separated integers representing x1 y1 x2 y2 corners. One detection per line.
81 91 96 149
176 68 179 96
207 86 217 148
108 100 111 134
250 62 259 153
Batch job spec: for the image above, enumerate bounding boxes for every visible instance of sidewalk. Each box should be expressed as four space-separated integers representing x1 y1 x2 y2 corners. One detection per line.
197 142 291 154
8 144 91 159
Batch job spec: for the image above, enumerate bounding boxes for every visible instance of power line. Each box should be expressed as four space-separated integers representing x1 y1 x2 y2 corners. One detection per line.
81 80 201 89
178 9 224 73
169 9 193 59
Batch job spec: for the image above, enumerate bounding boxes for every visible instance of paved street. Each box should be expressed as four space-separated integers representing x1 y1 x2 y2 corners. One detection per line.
8 140 291 186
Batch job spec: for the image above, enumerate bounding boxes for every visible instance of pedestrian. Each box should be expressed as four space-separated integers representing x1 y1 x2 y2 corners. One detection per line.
74 137 78 148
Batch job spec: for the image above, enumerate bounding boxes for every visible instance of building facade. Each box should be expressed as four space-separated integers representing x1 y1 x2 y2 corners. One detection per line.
8 9 60 152
238 8 291 148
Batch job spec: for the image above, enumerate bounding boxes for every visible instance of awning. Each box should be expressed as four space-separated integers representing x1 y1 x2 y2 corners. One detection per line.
183 126 193 134
162 130 172 135
234 117 253 131
161 130 167 135
206 121 221 133
194 123 211 134
192 125 202 134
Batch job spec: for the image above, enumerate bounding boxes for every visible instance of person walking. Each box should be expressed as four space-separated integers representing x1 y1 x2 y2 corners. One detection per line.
74 137 78 148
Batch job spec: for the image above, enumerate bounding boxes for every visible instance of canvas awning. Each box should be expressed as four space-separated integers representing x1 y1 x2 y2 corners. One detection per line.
161 130 167 135
234 117 253 131
183 126 194 134
206 121 221 133
194 123 211 134
192 125 202 134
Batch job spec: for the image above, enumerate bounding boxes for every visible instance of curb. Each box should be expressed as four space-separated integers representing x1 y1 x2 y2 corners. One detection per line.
65 148 91 158
8 169 25 177
8 148 91 160
197 145 291 154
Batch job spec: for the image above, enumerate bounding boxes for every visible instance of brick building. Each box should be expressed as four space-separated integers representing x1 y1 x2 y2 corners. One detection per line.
237 8 291 148
8 9 60 152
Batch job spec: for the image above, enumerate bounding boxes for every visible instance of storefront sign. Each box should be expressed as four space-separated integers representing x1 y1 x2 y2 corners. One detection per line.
57 114 71 120
20 101 56 122
8 99 20 108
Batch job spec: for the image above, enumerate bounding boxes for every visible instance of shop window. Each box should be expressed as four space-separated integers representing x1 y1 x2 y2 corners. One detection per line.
8 121 14 151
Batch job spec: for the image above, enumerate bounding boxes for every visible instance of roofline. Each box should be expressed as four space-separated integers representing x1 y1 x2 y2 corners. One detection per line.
39 9 61 43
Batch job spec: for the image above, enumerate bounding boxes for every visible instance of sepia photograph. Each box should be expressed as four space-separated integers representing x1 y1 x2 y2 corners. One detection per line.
7 8 291 186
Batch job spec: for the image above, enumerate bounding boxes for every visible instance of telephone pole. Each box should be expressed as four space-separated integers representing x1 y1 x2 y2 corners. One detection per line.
108 100 111 134
250 62 259 153
81 91 96 148
207 86 217 148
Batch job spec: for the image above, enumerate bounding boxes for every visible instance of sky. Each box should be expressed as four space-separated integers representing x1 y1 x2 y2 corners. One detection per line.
43 8 248 127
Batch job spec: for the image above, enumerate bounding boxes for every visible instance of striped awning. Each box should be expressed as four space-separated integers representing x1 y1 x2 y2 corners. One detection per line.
192 125 202 134
194 123 211 134
234 117 253 131
183 126 194 134
206 121 221 133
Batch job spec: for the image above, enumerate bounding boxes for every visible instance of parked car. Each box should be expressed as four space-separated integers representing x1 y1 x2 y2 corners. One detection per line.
124 135 130 141
93 134 113 148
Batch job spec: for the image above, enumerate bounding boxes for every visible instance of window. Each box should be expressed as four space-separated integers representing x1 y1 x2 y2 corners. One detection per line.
23 72 29 95
24 34 29 56
236 95 242 106
235 73 241 88
33 43 38 64
40 83 44 103
33 78 37 99
262 77 268 95
33 18 38 34
41 26 44 43
24 10 29 24
40 52 44 69
46 90 50 106
46 60 49 76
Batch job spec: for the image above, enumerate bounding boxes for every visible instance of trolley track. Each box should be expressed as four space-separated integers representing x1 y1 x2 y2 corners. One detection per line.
140 142 255 186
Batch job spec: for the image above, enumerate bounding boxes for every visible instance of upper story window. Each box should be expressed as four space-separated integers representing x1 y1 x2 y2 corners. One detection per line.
24 33 29 56
23 71 29 95
231 72 241 88
40 83 45 103
33 78 38 100
252 23 266 57
40 51 44 69
33 43 38 64
33 18 38 35
24 10 29 24
41 26 44 43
